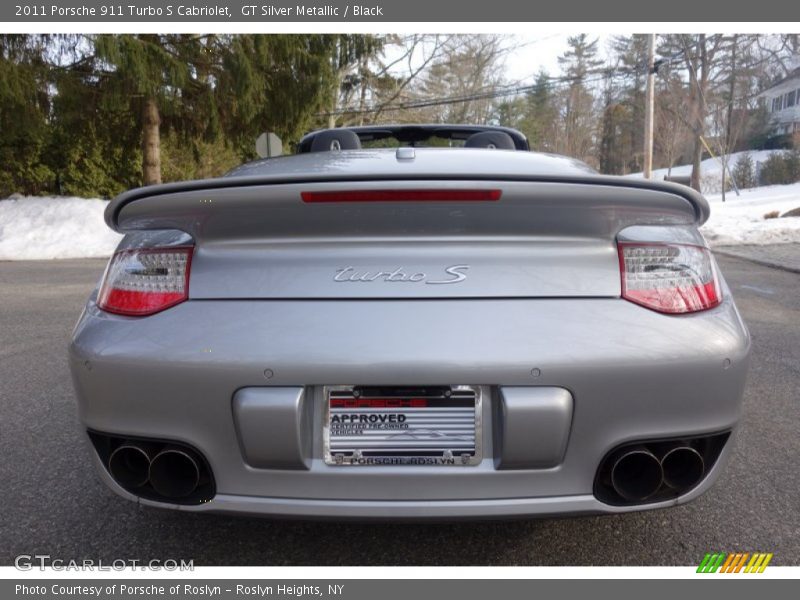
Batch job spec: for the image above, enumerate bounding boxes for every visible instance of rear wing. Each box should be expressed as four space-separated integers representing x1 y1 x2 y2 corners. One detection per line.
105 174 710 239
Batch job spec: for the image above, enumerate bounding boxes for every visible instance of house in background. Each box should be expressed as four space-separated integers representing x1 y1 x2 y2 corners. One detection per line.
758 66 800 148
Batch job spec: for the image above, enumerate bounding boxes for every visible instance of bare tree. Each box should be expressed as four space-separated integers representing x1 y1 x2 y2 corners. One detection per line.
411 35 507 125
654 72 693 175
327 35 459 126
367 34 458 124
712 35 762 198
658 34 727 191
755 34 800 80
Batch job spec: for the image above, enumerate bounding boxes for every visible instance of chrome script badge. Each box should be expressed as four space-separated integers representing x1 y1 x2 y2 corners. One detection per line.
333 265 469 284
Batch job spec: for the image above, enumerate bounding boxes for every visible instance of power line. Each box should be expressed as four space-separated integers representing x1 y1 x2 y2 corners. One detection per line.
325 35 787 119
322 67 637 117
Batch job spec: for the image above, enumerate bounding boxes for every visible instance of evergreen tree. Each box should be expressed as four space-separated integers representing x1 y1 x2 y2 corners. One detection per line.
0 35 52 196
732 152 756 189
45 40 142 197
558 35 603 163
90 34 219 186
519 70 560 153
58 34 368 188
607 35 650 173
599 101 631 174
494 96 527 131
216 35 363 154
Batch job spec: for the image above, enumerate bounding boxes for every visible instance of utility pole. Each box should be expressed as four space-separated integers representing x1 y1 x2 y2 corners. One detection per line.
722 34 738 202
643 33 656 180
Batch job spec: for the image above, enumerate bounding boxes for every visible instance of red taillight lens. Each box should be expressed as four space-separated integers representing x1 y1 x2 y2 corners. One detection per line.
301 189 502 203
97 247 193 316
618 243 721 314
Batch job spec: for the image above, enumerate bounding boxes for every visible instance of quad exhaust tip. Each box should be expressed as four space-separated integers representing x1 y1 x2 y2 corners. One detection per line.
148 447 201 499
661 445 705 490
599 439 715 505
107 442 202 499
610 447 664 501
93 432 214 504
108 443 151 488
594 432 729 506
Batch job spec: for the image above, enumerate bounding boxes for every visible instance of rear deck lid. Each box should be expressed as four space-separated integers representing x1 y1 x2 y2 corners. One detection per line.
106 149 709 299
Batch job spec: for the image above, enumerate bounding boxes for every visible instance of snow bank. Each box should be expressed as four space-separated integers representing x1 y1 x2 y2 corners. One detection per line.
627 150 782 194
625 150 800 244
701 182 800 246
0 196 123 260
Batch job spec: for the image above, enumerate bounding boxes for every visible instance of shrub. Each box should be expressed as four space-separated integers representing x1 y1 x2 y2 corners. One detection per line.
732 153 756 190
786 149 800 181
758 150 800 186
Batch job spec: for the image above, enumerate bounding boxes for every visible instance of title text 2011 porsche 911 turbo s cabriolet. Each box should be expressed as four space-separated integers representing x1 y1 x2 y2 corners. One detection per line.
69 124 750 519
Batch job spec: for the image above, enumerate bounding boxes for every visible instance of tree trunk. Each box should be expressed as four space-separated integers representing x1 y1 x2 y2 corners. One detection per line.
357 55 369 127
141 96 161 186
687 35 707 193
722 35 738 202
691 134 703 192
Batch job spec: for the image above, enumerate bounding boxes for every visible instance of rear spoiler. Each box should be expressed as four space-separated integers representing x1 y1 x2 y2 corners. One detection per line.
105 174 710 238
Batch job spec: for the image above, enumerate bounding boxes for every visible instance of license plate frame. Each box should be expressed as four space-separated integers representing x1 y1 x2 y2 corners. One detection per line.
323 385 482 466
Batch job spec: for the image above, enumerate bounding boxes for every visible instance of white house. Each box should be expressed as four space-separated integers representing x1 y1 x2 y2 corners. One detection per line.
758 67 800 144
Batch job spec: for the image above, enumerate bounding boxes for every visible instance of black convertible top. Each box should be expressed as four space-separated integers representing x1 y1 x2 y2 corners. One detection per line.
297 124 530 152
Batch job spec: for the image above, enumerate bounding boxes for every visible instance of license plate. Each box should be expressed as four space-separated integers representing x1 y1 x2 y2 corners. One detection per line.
324 386 482 466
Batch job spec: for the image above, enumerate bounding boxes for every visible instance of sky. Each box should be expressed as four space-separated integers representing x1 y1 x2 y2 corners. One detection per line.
383 33 611 88
500 34 570 82
501 34 611 84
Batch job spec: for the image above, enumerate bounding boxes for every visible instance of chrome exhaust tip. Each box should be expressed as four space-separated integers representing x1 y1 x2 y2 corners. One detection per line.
661 445 705 491
108 443 151 488
610 448 664 501
148 447 200 498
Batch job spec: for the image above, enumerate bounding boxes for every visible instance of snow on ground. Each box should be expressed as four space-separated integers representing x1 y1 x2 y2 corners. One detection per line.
0 196 122 260
627 149 782 194
701 182 800 246
0 184 799 260
626 149 800 244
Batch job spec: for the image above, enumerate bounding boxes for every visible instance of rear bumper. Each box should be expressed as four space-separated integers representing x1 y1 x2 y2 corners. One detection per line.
88 436 736 519
69 294 750 518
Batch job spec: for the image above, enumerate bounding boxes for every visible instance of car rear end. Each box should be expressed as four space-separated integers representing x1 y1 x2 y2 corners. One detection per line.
69 149 750 519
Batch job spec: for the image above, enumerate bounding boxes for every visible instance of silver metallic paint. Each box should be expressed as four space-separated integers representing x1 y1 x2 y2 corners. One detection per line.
494 387 574 470
232 387 311 470
70 291 749 509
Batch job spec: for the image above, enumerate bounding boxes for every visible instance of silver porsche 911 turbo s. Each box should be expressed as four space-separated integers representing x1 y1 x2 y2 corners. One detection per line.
69 124 750 519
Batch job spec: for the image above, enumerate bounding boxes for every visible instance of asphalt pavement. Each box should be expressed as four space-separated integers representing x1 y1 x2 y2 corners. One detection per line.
0 255 798 566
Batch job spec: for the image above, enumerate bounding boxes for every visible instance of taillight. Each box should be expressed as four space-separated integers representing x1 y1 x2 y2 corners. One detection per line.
618 243 721 314
97 247 193 316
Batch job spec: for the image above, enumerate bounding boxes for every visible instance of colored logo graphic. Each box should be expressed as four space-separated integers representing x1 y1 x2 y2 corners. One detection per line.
697 552 773 573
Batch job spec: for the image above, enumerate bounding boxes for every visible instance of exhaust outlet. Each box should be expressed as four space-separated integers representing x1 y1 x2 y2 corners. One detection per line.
661 445 705 491
610 447 663 501
148 447 200 498
108 443 151 488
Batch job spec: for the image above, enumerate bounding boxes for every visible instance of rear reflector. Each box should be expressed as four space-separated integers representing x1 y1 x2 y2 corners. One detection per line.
301 189 502 203
98 247 193 316
618 243 721 314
